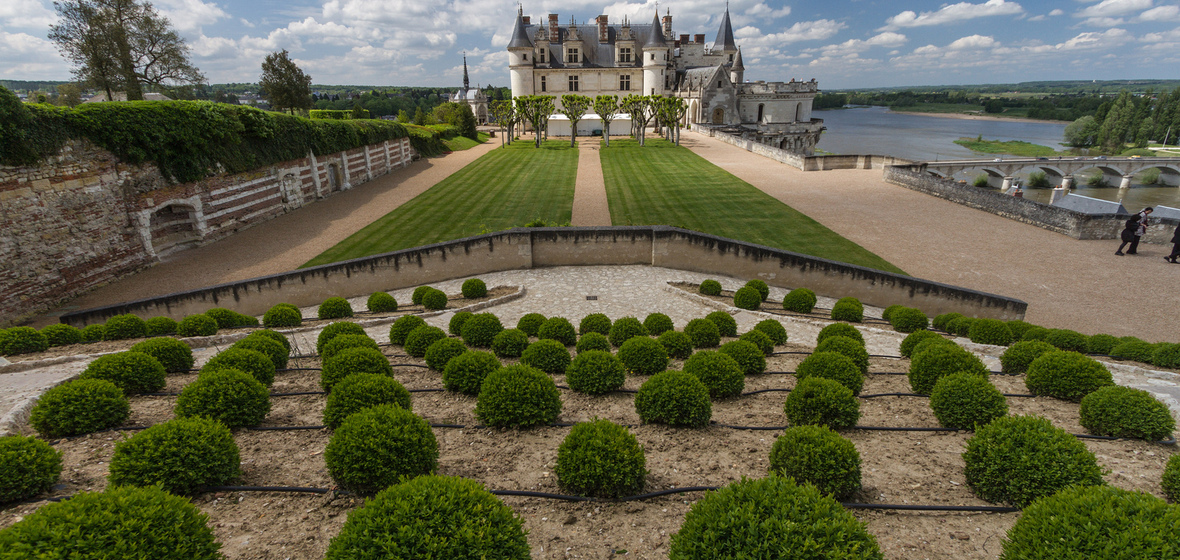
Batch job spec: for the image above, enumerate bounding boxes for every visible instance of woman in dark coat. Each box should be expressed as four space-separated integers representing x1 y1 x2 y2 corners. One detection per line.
1115 215 1140 256
1166 222 1180 263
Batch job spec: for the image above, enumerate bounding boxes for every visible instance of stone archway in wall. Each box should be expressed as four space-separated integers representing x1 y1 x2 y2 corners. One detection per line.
327 163 341 192
142 198 206 258
712 107 725 124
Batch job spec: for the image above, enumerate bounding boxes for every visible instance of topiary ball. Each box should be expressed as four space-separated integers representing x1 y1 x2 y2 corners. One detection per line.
929 372 1008 430
784 377 860 430
461 313 504 348
0 327 48 355
738 329 775 356
321 347 393 391
231 335 289 371
1045 328 1089 353
421 288 448 311
80 324 106 342
405 325 447 358
461 278 488 299
367 292 398 313
1005 320 1035 341
108 416 240 494
29 379 130 438
1025 351 1112 402
516 313 546 337
816 322 865 346
669 476 881 559
575 332 612 354
449 311 474 336
129 337 194 373
424 337 467 371
0 485 224 557
80 351 167 395
608 317 648 348
705 311 738 337
0 436 62 504
1085 333 1120 355
617 337 669 376
719 340 766 376
388 315 426 346
1109 339 1156 363
908 343 988 395
643 313 674 336
41 323 82 347
556 419 647 498
962 415 1105 507
795 351 864 395
490 328 528 358
1000 484 1180 560
733 286 762 311
830 297 864 323
324 475 529 560
782 288 818 314
204 308 258 329
144 316 178 337
175 368 271 428
681 351 742 398
634 370 712 427
263 303 302 328
537 317 577 347
889 307 929 334
683 318 721 349
933 312 964 332
578 313 612 336
324 404 438 495
814 335 870 376
698 279 722 296
520 339 572 374
1078 385 1175 441
475 365 562 427
411 286 431 306
899 329 946 358
1164 454 1180 503
323 373 412 429
882 305 904 323
318 297 354 320
744 279 770 301
177 314 219 337
566 351 626 395
948 317 979 338
202 347 277 387
1000 340 1057 374
753 319 788 346
1153 343 1180 369
103 314 148 340
769 425 862 500
442 350 502 395
1021 325 1050 341
651 331 690 361
246 327 292 354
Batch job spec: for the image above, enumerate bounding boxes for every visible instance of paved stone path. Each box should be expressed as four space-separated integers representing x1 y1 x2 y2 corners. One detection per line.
571 139 612 226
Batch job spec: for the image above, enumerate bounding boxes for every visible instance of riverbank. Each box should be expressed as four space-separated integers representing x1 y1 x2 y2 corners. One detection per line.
886 108 1069 126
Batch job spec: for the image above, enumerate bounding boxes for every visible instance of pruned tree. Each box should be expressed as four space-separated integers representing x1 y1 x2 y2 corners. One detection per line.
629 95 656 146
560 94 592 147
259 49 312 115
516 95 555 148
659 97 688 145
594 95 618 147
620 94 643 143
490 100 514 147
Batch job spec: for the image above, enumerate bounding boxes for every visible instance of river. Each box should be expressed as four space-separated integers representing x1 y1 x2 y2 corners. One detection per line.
815 106 1179 209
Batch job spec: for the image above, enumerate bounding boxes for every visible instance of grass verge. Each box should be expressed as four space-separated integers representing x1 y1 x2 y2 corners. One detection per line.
954 138 1062 157
444 132 490 151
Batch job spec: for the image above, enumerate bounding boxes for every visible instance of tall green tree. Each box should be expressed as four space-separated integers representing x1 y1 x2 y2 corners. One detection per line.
559 94 592 148
1097 91 1134 152
594 95 618 147
258 49 312 114
490 100 514 147
1064 115 1099 148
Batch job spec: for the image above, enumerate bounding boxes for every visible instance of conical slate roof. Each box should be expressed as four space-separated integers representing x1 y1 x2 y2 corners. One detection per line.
643 12 667 48
508 9 533 48
714 8 737 51
733 47 744 68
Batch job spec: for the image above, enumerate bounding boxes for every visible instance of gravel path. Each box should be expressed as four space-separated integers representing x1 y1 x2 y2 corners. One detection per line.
571 138 612 226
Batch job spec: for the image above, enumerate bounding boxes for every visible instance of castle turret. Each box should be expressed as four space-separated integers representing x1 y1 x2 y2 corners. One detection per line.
462 53 470 90
730 47 744 84
507 6 535 98
713 6 738 63
641 12 668 96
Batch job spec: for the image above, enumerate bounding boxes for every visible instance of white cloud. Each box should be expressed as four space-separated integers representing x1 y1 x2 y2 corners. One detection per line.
1139 6 1180 22
948 35 999 49
807 32 908 58
1050 9 1065 16
746 3 791 19
154 0 230 33
1076 0 1154 18
1081 17 1128 27
880 0 1025 30
0 31 70 80
0 0 56 30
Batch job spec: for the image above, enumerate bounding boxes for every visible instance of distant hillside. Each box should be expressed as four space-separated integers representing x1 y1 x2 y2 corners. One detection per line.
828 80 1180 95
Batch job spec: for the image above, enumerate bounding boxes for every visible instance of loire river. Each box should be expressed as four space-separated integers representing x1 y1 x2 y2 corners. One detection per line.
815 106 1179 209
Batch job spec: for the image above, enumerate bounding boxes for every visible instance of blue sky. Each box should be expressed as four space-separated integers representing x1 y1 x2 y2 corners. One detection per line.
2 0 1179 89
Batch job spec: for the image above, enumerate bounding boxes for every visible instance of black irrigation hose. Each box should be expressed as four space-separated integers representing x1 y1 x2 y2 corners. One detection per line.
143 391 327 397
741 388 793 396
279 367 322 372
247 425 327 431
842 503 1020 513
490 490 593 502
393 363 430 369
202 485 331 495
771 351 812 356
856 392 1037 399
409 388 444 393
869 355 904 359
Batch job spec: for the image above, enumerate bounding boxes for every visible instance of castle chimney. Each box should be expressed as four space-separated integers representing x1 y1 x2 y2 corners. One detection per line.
662 11 672 39
597 15 609 42
693 34 705 43
679 34 689 44
522 15 530 24
548 14 559 41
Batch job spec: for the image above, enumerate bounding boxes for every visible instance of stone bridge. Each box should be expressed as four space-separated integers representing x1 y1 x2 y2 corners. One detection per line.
905 156 1180 191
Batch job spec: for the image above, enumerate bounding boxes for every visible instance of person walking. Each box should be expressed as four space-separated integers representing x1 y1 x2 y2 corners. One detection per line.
1166 221 1180 264
1127 207 1153 254
1116 214 1140 256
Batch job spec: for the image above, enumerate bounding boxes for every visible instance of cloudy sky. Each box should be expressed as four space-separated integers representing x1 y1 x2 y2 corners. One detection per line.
2 0 1179 90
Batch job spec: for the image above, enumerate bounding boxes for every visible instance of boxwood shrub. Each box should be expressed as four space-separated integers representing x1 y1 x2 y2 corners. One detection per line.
816 322 865 347
830 297 864 323
1045 328 1089 353
769 425 862 500
566 351 625 395
946 316 977 337
575 332 611 354
967 318 1013 346
318 322 370 355
323 373 412 429
318 297 354 320
929 373 1008 430
1025 351 1112 402
475 365 562 427
698 279 722 296
108 416 240 494
41 323 82 347
231 335 288 370
29 379 129 438
634 370 712 427
177 314 218 337
0 436 62 504
1004 320 1035 341
999 340 1057 374
421 288 448 311
784 377 860 430
1109 339 1156 363
814 335 869 375
1078 385 1175 441
1021 325 1050 341
795 351 863 395
684 351 745 398
144 316 178 337
1164 454 1180 503
657 330 693 359
263 303 302 328
733 286 762 311
608 317 648 347
324 404 438 494
175 368 271 428
411 286 431 305
754 319 788 345
405 326 447 358
0 327 47 355
556 419 646 498
889 307 929 334
669 476 881 559
449 311 473 336
683 318 721 349
1086 333 1120 355
908 343 988 395
520 339 572 374
103 314 148 340
321 347 393 391
1153 343 1180 369
537 317 577 347
250 329 291 353
388 315 427 346
578 313 612 336
962 415 1105 506
516 313 546 337
461 278 487 299
932 312 963 332
80 351 167 394
881 305 904 323
80 324 106 342
705 311 738 337
424 337 468 371
899 329 946 358
744 279 770 301
719 340 766 376
126 337 193 373
323 475 529 560
461 313 504 348
203 346 277 386
204 307 258 329
643 313 674 336
739 329 774 356
367 292 398 313
618 337 669 376
782 288 817 313
442 350 502 395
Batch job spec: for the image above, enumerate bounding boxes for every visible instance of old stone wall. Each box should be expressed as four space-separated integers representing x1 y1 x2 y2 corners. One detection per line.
691 127 910 170
1 137 414 326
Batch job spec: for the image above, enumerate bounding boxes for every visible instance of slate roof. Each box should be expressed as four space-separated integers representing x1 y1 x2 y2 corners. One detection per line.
713 9 737 51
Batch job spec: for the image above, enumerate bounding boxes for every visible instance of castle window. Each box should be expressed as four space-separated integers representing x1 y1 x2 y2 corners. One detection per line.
619 47 632 62
729 54 733 62
569 75 579 91
540 76 546 92
566 47 579 63
620 74 631 91
538 49 546 63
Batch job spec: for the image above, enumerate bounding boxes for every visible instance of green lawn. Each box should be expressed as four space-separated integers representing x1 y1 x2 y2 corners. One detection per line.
302 140 576 267
953 138 1064 157
600 139 905 274
444 132 490 151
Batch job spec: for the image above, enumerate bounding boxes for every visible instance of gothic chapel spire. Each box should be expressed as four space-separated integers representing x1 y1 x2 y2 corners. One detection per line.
714 5 737 51
462 53 470 90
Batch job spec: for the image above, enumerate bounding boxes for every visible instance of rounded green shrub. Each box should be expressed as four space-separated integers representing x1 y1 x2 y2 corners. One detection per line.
41 323 82 347
0 436 62 503
1021 325 1050 341
516 313 546 337
1078 385 1175 441
910 337 959 360
1000 340 1057 374
520 339 572 374
231 335 288 370
249 329 291 353
204 308 258 329
698 279 722 296
103 314 147 340
367 292 398 313
608 316 648 348
933 312 964 332
753 319 788 346
405 325 447 358
29 379 129 438
490 328 529 358
642 313 674 336
1110 339 1156 363
175 368 270 428
556 419 646 498
324 333 379 363
946 316 977 337
578 313 612 336
108 416 240 494
575 332 611 354
719 340 766 376
144 316 178 337
325 404 438 494
0 327 48 355
900 329 946 358
683 351 744 398
128 337 193 373
618 337 669 376
962 415 1105 507
1045 328 1089 353
782 288 818 313
908 343 988 395
814 335 870 376
830 297 864 323
537 317 577 347
744 279 770 301
449 311 474 336
475 365 562 427
889 307 929 334
733 286 762 310
817 322 865 346
80 351 166 395
705 311 738 337
649 332 689 361
201 347 276 387
411 286 431 306
1153 343 1180 369
1025 351 1112 402
1086 333 1121 355
882 305 904 323
1005 320 1035 341
461 278 487 299
421 288 448 311
424 337 468 371
0 485 224 557
739 329 774 356
324 475 529 560
461 312 504 348
177 314 218 337
388 315 426 346
321 347 393 391
442 350 502 395
967 318 1013 346
684 318 720 349
796 351 864 395
1000 484 1180 560
80 324 106 342
318 297 354 320
769 425 862 500
263 303 302 328
634 370 712 427
783 377 860 430
1164 454 1180 503
669 476 881 559
566 351 625 395
929 373 1008 430
323 373 412 429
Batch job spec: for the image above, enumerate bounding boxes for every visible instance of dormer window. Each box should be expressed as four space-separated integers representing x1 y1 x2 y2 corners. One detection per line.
566 47 579 63
618 47 632 62
538 49 546 63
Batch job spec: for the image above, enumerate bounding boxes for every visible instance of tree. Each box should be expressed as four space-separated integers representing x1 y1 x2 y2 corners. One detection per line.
559 94 592 148
1064 116 1099 148
594 95 618 147
490 100 515 147
657 97 688 145
516 95 555 148
1097 91 1134 152
259 50 312 114
55 83 83 107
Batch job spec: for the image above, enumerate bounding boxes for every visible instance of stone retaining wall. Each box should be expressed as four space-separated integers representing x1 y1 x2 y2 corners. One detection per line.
691 127 913 170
